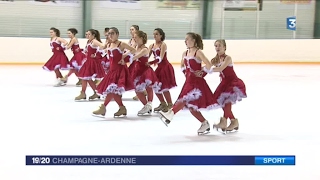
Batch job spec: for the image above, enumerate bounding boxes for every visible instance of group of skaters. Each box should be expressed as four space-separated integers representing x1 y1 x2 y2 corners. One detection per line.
43 25 247 135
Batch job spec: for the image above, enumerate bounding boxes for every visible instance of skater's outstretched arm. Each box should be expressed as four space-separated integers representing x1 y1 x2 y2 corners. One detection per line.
66 38 77 50
57 37 68 48
132 47 148 61
92 39 105 49
211 56 232 72
148 43 167 65
121 42 137 54
196 50 212 71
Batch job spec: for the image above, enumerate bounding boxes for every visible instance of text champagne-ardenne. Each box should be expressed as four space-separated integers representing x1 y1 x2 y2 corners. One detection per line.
52 157 137 164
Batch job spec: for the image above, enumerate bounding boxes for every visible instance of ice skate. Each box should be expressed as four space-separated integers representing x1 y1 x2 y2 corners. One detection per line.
76 79 82 86
92 104 106 118
137 102 152 116
75 91 86 101
114 106 127 117
60 75 68 84
225 118 239 133
154 102 168 113
198 120 210 135
54 78 66 87
88 93 100 101
132 95 139 101
159 109 174 126
213 117 228 134
167 102 173 109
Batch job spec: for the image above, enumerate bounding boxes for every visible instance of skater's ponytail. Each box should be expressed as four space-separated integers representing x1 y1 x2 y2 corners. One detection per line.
94 29 102 43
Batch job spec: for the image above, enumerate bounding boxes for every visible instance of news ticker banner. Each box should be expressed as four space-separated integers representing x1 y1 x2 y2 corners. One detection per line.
26 155 295 166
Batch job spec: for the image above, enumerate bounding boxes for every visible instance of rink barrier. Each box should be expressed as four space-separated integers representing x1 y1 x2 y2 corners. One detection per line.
0 37 319 65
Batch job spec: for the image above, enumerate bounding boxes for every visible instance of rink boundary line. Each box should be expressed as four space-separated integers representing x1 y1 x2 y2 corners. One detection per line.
0 62 320 65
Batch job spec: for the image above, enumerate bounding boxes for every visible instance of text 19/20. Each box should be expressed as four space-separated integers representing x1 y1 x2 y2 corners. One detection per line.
31 157 50 164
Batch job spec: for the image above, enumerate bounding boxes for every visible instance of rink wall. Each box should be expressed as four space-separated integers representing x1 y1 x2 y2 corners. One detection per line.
0 37 320 65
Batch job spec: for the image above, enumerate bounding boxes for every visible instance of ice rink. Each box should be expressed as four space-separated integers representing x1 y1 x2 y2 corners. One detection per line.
1 64 319 180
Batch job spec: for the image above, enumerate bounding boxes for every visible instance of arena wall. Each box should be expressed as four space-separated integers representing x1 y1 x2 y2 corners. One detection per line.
0 37 319 65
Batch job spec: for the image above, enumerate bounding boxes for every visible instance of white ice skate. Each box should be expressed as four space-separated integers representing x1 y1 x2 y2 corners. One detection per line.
137 102 152 116
54 78 66 87
198 120 210 135
159 109 174 127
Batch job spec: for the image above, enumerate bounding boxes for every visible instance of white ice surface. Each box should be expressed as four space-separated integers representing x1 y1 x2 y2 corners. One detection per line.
0 64 319 180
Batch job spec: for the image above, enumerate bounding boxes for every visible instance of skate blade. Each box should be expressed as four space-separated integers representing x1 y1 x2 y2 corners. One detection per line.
213 125 227 134
159 114 169 127
137 111 152 116
88 98 100 101
114 114 127 118
92 114 106 118
198 131 210 135
137 113 152 116
75 99 88 102
225 129 238 134
54 83 66 87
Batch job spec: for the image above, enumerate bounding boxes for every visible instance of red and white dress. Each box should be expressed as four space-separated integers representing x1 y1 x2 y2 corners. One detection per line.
150 43 177 93
177 50 217 111
132 51 159 92
77 40 105 80
96 42 134 96
211 55 247 107
69 43 86 71
43 38 70 71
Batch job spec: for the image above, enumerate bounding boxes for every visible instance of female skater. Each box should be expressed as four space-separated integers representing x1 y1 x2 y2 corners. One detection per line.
204 39 247 133
126 25 147 100
148 28 177 113
61 28 86 86
43 27 70 86
75 29 106 101
92 27 137 117
131 30 159 115
159 32 215 135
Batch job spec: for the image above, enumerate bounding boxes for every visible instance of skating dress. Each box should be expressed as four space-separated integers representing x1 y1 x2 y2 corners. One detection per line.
150 43 177 93
43 38 70 71
212 54 247 107
176 50 216 111
96 42 134 96
69 42 86 71
77 40 105 80
132 49 159 92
